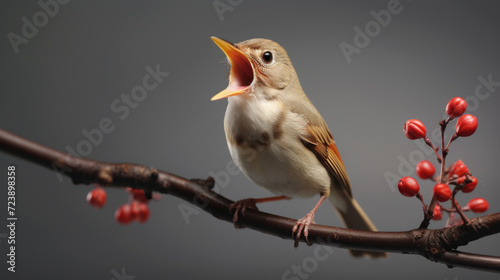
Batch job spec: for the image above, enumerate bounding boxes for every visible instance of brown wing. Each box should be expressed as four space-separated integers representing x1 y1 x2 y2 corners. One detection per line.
301 124 352 197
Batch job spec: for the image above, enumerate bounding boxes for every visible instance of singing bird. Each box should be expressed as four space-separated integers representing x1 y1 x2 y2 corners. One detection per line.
210 37 387 258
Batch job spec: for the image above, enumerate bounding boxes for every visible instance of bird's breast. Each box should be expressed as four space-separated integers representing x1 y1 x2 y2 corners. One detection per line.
224 95 285 150
223 95 330 197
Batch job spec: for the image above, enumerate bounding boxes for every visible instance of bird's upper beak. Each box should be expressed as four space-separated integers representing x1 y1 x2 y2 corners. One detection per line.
211 37 254 101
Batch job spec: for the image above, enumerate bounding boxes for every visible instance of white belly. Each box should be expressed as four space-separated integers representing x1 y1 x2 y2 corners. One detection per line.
229 139 330 198
224 95 331 198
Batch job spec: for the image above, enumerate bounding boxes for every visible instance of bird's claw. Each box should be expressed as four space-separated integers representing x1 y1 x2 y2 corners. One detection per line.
292 212 316 247
229 198 259 229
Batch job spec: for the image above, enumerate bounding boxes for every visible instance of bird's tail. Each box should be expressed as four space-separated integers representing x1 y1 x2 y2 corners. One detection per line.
328 189 388 258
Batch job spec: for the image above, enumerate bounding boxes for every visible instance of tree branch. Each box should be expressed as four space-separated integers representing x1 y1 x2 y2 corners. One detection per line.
1 128 499 272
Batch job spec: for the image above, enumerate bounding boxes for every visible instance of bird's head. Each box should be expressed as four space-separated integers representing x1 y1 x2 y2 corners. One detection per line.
211 37 297 101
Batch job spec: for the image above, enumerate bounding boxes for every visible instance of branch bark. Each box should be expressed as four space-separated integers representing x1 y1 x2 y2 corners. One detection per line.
1 128 499 272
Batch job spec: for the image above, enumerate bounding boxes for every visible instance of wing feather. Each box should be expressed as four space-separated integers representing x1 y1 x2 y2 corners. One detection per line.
301 125 352 197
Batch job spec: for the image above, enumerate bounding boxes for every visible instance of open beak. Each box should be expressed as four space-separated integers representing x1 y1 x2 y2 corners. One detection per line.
211 37 254 101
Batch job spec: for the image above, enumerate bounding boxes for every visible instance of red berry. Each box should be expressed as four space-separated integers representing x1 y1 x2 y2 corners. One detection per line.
468 198 489 213
461 176 478 193
130 201 140 221
445 97 467 119
432 205 442 221
137 203 150 223
455 114 478 137
433 183 451 202
115 204 133 224
404 119 427 140
126 188 149 203
449 160 469 178
86 187 107 208
416 160 436 179
398 177 420 197
129 201 150 223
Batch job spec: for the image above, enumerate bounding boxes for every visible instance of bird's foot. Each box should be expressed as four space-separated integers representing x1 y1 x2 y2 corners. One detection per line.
292 212 316 247
229 198 259 229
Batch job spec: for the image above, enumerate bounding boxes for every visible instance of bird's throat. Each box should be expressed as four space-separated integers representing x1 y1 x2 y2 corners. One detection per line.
224 96 285 150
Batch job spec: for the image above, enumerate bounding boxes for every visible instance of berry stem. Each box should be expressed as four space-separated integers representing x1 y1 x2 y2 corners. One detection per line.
415 193 427 213
440 206 458 213
444 133 458 153
424 137 441 163
438 119 450 184
451 184 470 225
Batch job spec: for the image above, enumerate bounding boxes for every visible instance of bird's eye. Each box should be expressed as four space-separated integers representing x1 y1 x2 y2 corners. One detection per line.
262 51 273 63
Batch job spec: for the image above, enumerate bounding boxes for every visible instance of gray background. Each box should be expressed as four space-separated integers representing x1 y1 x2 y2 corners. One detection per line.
1 1 500 279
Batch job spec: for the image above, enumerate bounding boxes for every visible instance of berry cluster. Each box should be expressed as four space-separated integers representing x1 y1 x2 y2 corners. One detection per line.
398 97 488 226
86 186 160 225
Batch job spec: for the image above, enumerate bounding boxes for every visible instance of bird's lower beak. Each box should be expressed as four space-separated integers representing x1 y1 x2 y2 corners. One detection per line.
211 37 254 101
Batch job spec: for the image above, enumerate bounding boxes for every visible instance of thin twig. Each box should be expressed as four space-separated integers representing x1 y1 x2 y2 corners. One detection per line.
416 193 428 213
450 175 472 225
421 119 450 229
424 137 441 163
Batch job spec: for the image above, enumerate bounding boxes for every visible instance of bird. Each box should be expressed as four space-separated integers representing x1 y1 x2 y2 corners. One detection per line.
210 36 387 258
